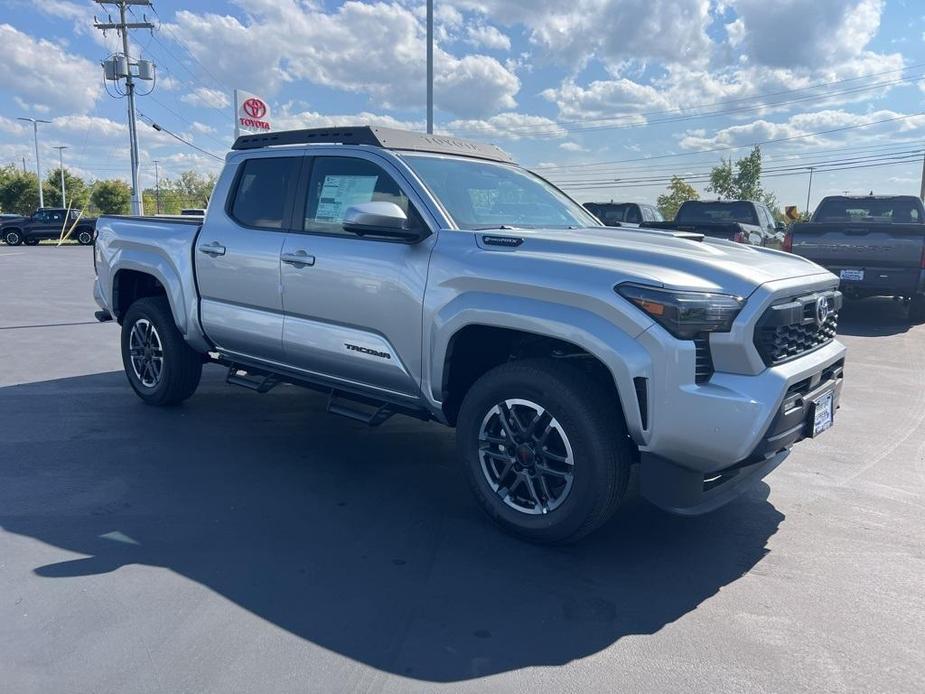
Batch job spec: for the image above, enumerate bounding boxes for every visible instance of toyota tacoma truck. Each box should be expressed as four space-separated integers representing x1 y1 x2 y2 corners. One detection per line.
1 207 96 246
92 126 846 543
643 199 785 248
787 195 925 321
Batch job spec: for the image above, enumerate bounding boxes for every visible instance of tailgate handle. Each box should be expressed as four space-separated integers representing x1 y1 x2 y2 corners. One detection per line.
198 242 226 257
281 250 315 267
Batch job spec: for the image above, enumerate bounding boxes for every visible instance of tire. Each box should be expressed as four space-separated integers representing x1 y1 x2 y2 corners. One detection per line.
910 294 925 324
456 358 631 544
76 229 94 245
121 296 202 406
3 229 22 245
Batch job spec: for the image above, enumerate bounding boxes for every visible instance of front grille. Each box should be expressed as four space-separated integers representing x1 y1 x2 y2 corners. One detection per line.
694 335 714 383
754 291 841 366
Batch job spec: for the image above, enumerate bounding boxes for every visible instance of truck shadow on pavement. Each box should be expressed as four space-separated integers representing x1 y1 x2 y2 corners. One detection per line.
1 369 784 682
836 296 914 337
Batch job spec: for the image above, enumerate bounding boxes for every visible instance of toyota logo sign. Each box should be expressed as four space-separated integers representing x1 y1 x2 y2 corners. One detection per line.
242 98 267 119
815 296 831 325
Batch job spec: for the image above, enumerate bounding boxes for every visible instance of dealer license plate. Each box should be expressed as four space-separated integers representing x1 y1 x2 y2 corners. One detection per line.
840 269 864 281
811 391 834 437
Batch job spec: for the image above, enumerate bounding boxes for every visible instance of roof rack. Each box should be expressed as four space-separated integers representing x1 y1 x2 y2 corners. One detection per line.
231 126 515 164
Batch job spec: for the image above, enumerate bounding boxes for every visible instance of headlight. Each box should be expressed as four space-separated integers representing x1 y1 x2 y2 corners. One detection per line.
616 283 745 339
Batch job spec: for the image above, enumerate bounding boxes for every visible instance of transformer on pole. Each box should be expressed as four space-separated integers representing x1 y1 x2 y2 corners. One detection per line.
95 1 155 216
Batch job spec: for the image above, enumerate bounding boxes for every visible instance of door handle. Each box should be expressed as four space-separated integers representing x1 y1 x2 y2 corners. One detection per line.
281 250 315 267
198 241 226 257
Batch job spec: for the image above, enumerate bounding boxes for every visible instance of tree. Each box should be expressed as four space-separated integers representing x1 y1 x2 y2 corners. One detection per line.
45 169 90 209
0 165 42 215
657 176 699 220
707 145 779 214
168 170 217 208
91 180 132 214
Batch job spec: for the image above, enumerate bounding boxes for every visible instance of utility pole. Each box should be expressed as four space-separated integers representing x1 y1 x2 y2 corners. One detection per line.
805 166 815 215
426 0 433 134
53 146 68 208
153 159 160 214
18 117 51 208
21 157 26 173
920 152 925 202
95 1 154 216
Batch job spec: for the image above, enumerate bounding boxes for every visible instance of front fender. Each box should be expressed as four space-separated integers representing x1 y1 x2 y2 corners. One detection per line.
425 293 654 441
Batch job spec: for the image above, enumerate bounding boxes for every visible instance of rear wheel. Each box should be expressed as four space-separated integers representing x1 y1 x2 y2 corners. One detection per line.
76 229 94 245
456 358 631 544
121 296 202 406
909 294 925 324
3 229 22 245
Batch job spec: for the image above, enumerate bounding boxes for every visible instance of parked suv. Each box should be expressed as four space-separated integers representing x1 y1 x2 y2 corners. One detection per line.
583 201 663 227
1 208 96 246
92 126 846 543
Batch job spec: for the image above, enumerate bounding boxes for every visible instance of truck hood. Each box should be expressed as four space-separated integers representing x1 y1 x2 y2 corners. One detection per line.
479 226 833 298
0 215 27 227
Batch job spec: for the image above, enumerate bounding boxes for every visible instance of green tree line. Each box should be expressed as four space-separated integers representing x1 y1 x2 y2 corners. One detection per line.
655 146 784 221
0 164 216 216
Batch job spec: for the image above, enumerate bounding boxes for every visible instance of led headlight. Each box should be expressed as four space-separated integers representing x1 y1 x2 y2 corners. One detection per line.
616 283 745 339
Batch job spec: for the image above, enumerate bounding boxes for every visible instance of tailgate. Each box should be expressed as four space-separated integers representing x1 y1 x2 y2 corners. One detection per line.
791 223 925 267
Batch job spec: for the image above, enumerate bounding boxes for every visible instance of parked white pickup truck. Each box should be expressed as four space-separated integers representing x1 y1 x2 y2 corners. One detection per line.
93 126 846 543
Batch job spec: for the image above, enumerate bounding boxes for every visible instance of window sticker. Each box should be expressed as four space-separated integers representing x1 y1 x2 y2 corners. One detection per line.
315 175 378 222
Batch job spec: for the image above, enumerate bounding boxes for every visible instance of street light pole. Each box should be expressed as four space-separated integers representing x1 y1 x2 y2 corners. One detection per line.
18 117 51 208
805 166 815 215
53 146 68 208
153 160 161 214
426 0 433 134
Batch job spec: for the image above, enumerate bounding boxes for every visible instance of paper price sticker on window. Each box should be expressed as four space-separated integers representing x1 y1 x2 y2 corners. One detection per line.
316 175 379 222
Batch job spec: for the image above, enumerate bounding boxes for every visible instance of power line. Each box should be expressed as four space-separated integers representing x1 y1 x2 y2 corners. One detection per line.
137 112 224 160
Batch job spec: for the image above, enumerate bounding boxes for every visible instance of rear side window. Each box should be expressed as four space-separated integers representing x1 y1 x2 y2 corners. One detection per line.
230 157 300 229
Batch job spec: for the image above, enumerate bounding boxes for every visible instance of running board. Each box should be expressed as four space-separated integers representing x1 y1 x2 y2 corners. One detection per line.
226 365 280 393
326 390 395 427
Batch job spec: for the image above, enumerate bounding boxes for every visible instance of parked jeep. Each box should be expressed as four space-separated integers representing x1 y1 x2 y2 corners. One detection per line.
92 126 846 543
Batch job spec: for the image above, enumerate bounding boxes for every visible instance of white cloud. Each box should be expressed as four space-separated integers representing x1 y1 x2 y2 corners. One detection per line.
271 108 422 132
559 141 589 152
0 24 100 113
165 1 521 119
466 24 511 51
445 113 566 140
180 88 231 109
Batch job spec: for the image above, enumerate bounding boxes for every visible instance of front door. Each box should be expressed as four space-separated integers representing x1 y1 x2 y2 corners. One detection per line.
279 153 435 398
196 154 301 362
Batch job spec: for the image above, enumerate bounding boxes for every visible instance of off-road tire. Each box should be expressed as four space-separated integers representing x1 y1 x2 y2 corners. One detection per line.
76 229 94 245
456 358 631 544
121 296 202 406
3 229 22 245
909 294 925 324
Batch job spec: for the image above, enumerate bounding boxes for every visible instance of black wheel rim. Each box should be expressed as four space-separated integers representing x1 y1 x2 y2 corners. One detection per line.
477 398 575 515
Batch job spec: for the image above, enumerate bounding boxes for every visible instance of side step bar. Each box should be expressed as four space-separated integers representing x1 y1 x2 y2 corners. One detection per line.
326 391 395 427
226 365 279 393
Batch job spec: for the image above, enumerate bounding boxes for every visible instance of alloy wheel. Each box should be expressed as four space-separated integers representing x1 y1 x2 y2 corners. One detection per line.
477 398 575 515
128 318 164 388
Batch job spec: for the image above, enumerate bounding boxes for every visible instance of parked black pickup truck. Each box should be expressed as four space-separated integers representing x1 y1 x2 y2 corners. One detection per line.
583 201 663 227
788 195 925 320
642 199 784 248
1 208 97 246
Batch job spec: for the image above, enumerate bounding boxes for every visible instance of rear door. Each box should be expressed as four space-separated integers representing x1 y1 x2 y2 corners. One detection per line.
195 153 302 362
278 152 436 398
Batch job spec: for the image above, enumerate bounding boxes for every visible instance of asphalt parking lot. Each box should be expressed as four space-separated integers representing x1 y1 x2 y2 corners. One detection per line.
1 246 923 693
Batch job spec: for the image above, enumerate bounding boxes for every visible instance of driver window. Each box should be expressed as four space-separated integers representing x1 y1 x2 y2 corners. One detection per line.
303 157 420 236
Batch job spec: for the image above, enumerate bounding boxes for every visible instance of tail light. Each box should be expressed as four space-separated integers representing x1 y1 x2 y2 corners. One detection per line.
783 232 793 253
733 231 746 243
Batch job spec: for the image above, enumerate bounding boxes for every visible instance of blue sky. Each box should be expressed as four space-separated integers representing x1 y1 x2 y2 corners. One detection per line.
1 0 925 211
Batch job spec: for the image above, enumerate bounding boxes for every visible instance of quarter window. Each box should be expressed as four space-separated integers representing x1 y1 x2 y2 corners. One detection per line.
303 157 419 236
230 156 300 229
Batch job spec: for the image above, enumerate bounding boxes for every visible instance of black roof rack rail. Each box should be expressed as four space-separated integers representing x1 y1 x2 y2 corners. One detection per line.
231 125 515 164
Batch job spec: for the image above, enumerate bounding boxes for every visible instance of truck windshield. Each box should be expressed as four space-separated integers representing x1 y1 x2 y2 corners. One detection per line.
676 201 757 225
813 198 923 223
401 154 600 230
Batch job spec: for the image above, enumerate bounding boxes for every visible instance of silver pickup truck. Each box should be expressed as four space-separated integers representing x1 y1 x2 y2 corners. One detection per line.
788 195 925 321
92 126 846 543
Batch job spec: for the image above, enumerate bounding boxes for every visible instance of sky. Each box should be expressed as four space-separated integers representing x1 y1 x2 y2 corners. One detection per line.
1 0 925 211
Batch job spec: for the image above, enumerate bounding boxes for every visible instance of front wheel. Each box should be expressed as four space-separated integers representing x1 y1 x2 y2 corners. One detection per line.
456 358 631 544
3 229 22 245
121 296 203 406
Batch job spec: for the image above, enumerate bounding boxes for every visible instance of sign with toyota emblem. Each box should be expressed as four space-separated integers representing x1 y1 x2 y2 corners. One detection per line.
234 89 272 138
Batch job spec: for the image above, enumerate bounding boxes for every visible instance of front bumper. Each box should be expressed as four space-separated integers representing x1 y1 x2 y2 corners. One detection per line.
640 356 844 514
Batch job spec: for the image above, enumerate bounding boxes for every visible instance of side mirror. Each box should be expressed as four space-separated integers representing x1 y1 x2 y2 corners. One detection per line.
342 202 422 241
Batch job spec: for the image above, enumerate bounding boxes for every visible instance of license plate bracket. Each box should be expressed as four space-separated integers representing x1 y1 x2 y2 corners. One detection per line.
810 391 834 437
